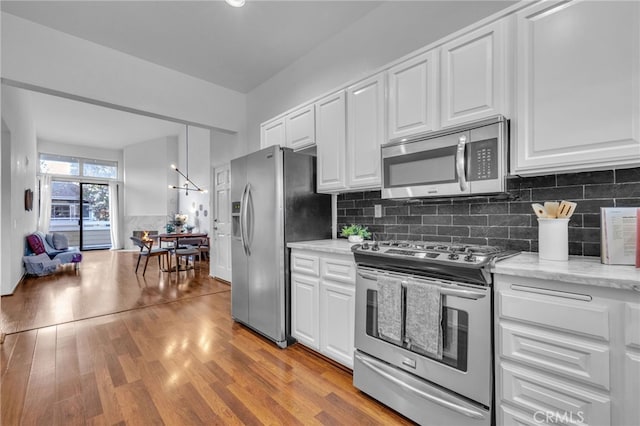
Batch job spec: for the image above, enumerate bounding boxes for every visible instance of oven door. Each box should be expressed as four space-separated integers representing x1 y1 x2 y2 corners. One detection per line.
354 266 492 406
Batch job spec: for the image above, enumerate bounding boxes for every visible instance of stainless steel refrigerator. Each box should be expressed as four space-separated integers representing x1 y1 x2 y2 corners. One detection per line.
230 145 331 348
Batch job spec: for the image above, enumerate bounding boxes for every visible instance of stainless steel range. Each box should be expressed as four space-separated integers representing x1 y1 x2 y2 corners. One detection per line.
352 240 518 426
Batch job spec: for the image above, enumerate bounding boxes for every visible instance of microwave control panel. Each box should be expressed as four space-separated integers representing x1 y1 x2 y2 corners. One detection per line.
468 138 498 181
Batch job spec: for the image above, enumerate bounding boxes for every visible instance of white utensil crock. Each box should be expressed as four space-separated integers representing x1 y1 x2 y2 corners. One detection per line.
538 218 569 261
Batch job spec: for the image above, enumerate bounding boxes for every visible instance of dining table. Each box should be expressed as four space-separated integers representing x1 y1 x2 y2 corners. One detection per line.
157 232 208 272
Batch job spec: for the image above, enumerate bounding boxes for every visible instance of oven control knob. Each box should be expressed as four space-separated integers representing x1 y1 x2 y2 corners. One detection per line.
371 243 380 251
448 253 459 260
464 254 476 262
361 242 370 250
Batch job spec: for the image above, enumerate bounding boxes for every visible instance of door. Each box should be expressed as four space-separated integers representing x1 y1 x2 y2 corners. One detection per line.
80 183 111 250
320 280 355 367
231 155 249 323
387 50 438 141
49 181 111 250
440 20 506 128
212 164 231 282
513 0 640 175
291 273 320 349
260 117 286 149
246 146 285 342
347 73 385 189
355 266 492 406
286 104 315 150
316 91 347 192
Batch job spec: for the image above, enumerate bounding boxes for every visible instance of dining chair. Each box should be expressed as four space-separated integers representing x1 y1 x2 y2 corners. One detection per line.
175 237 208 266
130 236 171 276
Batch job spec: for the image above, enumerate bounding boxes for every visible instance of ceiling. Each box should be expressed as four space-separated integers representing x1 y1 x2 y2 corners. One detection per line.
1 0 384 94
1 0 385 148
28 90 184 149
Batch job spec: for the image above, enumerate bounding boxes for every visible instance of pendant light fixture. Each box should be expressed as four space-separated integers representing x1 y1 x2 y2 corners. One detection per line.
169 125 207 196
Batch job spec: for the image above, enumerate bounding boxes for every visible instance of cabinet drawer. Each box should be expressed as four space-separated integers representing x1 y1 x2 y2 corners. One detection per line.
499 322 610 390
499 404 553 426
500 363 611 426
498 288 609 341
321 257 355 284
291 253 320 276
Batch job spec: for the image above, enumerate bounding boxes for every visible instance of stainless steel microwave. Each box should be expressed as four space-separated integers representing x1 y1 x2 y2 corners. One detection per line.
381 115 508 199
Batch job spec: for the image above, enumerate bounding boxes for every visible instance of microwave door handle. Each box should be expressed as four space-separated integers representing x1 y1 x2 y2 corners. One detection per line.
456 135 468 192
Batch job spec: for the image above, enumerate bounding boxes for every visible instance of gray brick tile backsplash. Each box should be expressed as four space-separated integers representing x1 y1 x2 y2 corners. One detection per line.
423 215 453 225
616 167 640 183
337 167 639 256
557 170 614 186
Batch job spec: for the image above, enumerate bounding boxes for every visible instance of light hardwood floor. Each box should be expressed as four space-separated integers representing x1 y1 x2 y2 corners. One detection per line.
1 251 413 425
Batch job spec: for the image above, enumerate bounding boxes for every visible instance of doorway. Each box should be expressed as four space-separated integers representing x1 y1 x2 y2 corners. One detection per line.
49 180 111 250
212 164 231 282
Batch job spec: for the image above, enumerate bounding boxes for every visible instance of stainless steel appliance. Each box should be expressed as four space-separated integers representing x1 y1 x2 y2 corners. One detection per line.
381 115 509 199
231 145 331 348
352 241 518 425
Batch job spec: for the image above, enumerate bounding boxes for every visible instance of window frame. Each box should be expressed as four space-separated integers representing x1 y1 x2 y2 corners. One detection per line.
39 153 118 180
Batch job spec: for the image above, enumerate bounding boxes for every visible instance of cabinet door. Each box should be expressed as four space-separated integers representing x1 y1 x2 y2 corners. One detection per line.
624 303 640 426
260 117 286 149
347 74 385 189
286 105 315 150
513 0 640 175
291 273 319 349
440 20 506 128
316 91 347 192
387 50 438 141
320 281 355 368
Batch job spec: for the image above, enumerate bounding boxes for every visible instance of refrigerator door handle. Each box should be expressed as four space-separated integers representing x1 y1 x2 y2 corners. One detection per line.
241 183 251 256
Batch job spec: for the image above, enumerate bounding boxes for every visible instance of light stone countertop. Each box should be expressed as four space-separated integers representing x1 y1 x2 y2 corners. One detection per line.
492 252 640 291
288 239 356 256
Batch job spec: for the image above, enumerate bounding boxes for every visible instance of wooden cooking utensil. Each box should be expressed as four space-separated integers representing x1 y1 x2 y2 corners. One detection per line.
544 201 559 219
531 203 548 218
557 201 577 218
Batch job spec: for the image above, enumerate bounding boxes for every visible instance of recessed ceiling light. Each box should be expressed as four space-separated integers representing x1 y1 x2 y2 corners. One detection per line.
225 0 245 7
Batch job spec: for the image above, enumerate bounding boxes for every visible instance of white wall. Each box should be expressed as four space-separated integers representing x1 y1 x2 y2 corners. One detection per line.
123 136 178 248
177 126 211 234
246 1 513 148
1 12 247 134
1 86 38 295
212 130 244 169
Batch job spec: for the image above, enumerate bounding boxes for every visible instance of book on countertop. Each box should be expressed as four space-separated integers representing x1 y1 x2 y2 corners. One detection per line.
600 207 638 265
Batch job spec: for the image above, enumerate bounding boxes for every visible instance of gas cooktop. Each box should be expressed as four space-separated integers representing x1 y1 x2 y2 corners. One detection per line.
352 240 519 268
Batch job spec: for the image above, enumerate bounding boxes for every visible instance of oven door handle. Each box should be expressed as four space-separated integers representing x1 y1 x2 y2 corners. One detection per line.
357 271 486 300
355 352 487 420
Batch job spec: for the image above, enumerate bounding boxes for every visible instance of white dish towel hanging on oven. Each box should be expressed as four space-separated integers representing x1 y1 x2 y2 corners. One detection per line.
405 279 443 359
376 275 403 344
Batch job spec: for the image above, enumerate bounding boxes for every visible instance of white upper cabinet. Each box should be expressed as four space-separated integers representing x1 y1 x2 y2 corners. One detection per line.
440 20 507 128
512 0 640 175
387 50 438 142
316 91 347 192
346 73 385 189
285 104 315 150
260 117 286 149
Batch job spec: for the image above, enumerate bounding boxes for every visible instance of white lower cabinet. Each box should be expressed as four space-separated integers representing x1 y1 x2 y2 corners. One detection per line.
291 249 356 368
291 274 319 349
494 275 640 426
320 281 354 367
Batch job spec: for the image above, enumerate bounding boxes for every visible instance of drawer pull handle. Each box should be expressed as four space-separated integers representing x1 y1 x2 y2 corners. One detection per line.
510 284 592 302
